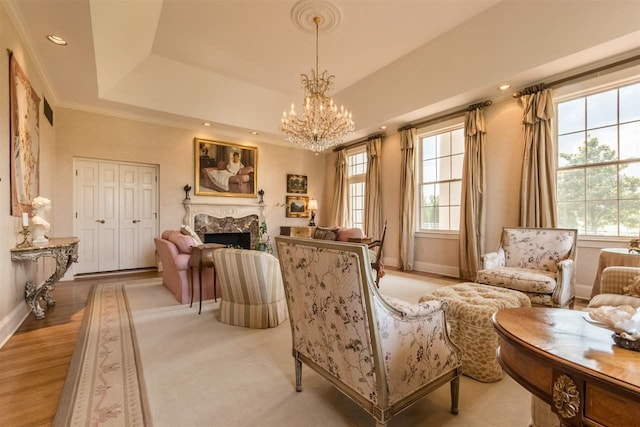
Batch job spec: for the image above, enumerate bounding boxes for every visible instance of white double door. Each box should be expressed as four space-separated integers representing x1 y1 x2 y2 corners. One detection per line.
75 159 158 274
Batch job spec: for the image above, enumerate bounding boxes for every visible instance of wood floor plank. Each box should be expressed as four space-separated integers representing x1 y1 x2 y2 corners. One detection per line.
0 271 160 427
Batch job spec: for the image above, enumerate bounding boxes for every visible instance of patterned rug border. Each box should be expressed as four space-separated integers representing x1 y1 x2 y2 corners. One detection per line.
53 278 161 426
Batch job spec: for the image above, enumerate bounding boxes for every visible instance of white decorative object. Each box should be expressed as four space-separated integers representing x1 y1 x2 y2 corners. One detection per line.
31 196 51 245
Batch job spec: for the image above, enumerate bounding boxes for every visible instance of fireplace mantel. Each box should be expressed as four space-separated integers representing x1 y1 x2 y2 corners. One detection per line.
182 200 265 229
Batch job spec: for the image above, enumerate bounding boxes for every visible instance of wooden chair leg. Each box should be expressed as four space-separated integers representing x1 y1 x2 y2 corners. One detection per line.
450 376 460 415
189 267 194 308
295 355 303 392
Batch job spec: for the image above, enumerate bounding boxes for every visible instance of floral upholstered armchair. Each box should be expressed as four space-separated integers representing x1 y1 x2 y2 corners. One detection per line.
275 237 461 427
476 227 578 308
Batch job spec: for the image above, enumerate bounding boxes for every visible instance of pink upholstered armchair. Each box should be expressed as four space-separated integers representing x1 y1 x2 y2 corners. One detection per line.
154 230 217 304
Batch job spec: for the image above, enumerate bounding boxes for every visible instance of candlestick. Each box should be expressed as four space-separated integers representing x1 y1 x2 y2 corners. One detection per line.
16 226 31 249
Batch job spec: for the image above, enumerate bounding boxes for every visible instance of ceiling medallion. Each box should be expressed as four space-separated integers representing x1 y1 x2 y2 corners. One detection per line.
281 1 354 154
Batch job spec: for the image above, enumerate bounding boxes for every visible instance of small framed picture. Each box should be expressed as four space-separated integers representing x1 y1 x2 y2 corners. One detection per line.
286 174 307 194
286 195 309 218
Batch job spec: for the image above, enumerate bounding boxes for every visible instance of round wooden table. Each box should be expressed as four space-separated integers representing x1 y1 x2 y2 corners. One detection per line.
493 307 640 426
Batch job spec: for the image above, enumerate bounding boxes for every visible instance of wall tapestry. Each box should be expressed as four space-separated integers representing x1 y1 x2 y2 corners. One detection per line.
9 52 41 216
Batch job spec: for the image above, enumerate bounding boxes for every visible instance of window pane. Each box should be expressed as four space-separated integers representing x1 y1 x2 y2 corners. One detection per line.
620 122 640 160
437 133 451 157
451 128 464 154
558 132 586 167
587 127 618 163
437 157 450 181
422 206 437 229
422 136 436 160
451 154 463 179
438 206 450 230
619 162 640 199
620 82 640 123
423 159 436 183
422 184 436 206
587 89 617 129
450 181 462 205
620 199 640 236
557 169 585 202
558 201 585 234
558 98 584 134
586 165 617 200
450 206 460 231
586 200 617 235
436 182 450 205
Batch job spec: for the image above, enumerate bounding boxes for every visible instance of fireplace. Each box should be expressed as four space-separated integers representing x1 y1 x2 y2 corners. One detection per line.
204 232 251 249
183 200 264 250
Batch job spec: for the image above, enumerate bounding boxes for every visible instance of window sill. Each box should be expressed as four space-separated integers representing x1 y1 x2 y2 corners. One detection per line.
577 235 634 249
415 231 459 240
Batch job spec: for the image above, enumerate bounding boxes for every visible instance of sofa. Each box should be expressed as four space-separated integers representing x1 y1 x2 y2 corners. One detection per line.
154 230 217 304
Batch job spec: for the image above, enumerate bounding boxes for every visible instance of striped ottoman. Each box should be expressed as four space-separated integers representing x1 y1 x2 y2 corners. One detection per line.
418 283 530 382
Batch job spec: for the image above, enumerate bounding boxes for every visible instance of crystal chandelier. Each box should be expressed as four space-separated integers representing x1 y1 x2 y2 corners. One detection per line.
281 16 354 153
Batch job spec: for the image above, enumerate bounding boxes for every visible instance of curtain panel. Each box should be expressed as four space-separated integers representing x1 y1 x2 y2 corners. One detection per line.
330 150 349 227
458 108 487 281
364 137 383 239
399 128 416 270
520 87 557 228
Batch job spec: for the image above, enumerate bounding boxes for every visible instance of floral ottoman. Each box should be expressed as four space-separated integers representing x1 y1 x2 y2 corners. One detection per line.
418 283 530 382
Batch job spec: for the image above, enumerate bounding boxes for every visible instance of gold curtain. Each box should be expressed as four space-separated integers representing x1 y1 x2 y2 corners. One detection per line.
399 128 416 270
520 86 557 227
458 108 486 281
364 137 383 239
330 150 349 227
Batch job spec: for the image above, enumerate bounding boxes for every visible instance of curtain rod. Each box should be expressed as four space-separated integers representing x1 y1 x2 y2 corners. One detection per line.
398 100 492 132
513 53 640 97
333 132 386 152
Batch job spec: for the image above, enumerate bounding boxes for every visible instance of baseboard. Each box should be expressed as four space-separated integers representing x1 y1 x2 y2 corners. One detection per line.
575 283 592 301
0 302 30 350
413 261 459 278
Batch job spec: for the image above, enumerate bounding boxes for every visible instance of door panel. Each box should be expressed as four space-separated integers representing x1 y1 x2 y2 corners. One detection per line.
75 160 100 274
119 165 139 270
99 163 119 272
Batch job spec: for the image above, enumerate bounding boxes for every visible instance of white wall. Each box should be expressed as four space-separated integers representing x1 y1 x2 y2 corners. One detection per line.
0 3 57 346
53 108 328 256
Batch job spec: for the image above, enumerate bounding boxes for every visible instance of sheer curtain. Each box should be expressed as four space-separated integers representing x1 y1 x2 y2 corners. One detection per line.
458 107 486 281
364 136 383 239
520 85 557 227
331 150 349 227
399 128 416 270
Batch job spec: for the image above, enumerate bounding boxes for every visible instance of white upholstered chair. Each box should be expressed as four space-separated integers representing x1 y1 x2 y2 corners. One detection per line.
475 227 577 308
275 236 462 427
213 248 288 328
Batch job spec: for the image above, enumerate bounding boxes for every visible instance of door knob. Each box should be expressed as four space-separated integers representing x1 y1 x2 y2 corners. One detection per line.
133 220 140 224
96 219 105 224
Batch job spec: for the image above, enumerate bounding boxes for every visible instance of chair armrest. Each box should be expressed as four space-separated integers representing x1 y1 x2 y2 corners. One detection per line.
374 295 461 404
380 295 445 318
367 240 381 249
481 249 505 269
600 267 640 295
552 259 575 307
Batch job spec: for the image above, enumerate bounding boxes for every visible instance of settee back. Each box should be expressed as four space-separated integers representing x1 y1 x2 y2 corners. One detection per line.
501 227 577 273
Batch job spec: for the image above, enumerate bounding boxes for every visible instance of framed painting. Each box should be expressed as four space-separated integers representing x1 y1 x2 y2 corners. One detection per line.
286 195 309 218
286 174 307 194
195 138 258 198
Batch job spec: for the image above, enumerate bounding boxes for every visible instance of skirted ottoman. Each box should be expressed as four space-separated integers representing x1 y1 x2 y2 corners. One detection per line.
418 283 530 382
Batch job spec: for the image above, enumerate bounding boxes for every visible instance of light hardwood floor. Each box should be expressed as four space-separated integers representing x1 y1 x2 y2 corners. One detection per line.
0 271 160 427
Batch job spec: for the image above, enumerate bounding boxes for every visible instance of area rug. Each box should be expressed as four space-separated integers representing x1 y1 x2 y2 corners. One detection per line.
54 273 531 426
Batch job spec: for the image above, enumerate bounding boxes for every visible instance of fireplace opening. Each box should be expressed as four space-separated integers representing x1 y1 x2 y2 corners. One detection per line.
205 232 251 250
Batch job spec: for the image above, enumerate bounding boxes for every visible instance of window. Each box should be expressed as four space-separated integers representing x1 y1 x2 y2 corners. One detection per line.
556 81 640 237
418 126 464 231
347 149 367 230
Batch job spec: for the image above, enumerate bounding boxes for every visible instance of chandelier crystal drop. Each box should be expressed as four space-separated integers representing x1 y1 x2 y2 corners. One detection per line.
281 16 354 153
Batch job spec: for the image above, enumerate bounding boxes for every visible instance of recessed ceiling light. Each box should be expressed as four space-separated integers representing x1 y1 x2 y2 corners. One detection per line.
380 125 387 130
250 131 258 135
498 84 511 91
46 35 67 46
203 122 211 127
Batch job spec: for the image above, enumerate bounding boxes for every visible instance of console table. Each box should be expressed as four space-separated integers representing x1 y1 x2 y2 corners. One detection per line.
493 307 640 426
11 237 79 319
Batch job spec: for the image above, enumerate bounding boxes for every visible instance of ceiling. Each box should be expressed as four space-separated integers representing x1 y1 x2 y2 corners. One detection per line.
6 0 640 147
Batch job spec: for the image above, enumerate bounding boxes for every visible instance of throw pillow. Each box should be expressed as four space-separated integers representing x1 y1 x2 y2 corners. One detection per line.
180 224 204 245
167 231 197 254
313 227 339 241
623 275 640 297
